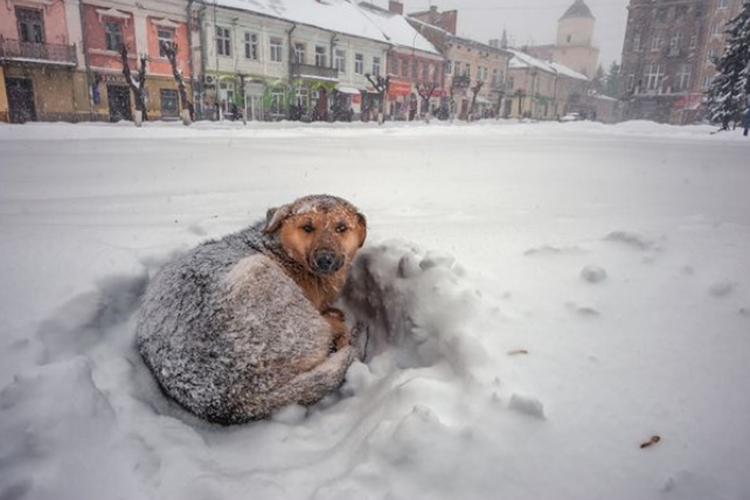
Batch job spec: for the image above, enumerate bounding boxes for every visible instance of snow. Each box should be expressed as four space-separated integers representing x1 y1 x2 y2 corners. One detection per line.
357 3 441 56
508 48 589 81
213 0 390 44
1 119 750 500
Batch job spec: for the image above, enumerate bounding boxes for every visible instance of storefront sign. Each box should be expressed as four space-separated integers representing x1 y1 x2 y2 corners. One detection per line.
388 80 413 96
352 94 361 104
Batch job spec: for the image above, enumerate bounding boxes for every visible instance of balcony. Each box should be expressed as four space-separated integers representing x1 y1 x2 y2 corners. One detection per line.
0 39 77 66
291 63 338 82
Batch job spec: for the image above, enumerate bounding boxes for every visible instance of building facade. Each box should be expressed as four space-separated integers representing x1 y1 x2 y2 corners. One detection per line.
619 0 744 124
81 0 192 121
360 1 445 120
507 49 590 120
409 6 512 119
0 0 85 123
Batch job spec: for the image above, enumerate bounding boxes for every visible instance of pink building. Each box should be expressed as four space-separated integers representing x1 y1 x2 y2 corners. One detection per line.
80 0 192 121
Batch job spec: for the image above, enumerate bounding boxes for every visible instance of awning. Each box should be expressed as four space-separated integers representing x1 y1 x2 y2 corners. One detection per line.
336 86 361 95
475 95 491 104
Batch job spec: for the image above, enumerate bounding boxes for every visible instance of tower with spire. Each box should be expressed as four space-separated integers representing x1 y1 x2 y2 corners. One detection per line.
553 0 599 76
525 0 600 77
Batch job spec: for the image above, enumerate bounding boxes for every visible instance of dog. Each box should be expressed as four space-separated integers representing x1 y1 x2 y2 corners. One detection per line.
136 195 367 424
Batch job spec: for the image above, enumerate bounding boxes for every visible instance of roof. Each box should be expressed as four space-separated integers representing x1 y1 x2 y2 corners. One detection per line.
507 48 588 81
210 0 390 44
358 3 441 55
560 0 594 21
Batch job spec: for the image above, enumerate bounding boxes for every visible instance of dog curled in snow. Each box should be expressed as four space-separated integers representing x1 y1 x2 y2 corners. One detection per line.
136 195 367 424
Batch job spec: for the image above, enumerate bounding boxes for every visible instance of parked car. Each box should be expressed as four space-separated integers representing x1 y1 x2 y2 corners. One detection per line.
560 112 581 122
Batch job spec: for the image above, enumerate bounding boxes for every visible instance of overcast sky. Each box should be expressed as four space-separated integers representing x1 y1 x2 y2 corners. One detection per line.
371 0 630 68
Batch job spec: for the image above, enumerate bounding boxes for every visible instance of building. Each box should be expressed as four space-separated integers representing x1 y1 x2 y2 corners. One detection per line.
80 0 192 121
507 48 590 120
618 0 744 124
526 0 600 78
191 0 393 121
0 0 86 123
359 1 444 120
408 6 513 119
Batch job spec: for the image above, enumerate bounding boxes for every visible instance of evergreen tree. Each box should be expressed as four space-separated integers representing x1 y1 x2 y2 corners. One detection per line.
605 61 620 97
705 1 750 130
591 65 606 94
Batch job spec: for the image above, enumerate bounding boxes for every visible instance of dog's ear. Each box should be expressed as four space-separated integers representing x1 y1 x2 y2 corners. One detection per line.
355 212 367 248
264 204 292 234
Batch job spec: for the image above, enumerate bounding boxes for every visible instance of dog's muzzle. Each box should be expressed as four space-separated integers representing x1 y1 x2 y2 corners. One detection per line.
312 251 343 275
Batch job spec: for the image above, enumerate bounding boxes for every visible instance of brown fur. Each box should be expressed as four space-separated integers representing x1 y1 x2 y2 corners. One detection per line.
263 195 367 349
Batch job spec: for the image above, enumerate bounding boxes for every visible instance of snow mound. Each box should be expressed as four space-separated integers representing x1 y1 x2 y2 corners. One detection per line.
341 241 489 375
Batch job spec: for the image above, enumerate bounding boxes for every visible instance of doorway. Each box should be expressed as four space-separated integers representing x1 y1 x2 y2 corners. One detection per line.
107 84 132 122
5 78 37 123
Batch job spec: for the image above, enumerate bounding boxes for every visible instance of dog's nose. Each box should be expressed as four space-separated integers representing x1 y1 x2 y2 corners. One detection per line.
314 252 341 274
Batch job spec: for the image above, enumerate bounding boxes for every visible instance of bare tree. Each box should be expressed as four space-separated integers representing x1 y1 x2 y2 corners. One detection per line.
469 80 484 121
365 74 390 125
161 42 195 125
416 81 438 122
119 44 148 125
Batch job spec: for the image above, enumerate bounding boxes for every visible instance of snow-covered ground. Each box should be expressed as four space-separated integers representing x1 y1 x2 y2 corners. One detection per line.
0 120 748 500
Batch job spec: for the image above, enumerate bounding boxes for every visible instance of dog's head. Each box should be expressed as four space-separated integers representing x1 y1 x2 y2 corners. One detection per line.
264 195 367 276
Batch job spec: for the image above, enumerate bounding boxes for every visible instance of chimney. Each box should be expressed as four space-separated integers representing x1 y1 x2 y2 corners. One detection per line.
388 0 403 15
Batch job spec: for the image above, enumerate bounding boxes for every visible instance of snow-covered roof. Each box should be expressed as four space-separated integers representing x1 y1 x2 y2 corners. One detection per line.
560 0 595 21
507 48 588 81
211 0 390 44
357 3 441 56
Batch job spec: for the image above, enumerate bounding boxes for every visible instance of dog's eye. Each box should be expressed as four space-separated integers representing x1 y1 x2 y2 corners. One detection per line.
336 224 348 234
302 224 315 233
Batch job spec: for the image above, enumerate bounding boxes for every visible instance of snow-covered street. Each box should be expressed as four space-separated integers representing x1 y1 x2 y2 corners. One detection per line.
1 120 749 500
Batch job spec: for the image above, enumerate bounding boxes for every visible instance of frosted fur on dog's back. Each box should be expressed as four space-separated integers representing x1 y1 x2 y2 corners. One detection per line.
136 222 355 424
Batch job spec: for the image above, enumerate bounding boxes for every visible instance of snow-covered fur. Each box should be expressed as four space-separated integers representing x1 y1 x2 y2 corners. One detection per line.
136 197 365 425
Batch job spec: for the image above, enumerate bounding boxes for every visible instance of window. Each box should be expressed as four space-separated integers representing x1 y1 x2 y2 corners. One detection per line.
670 32 682 51
707 49 716 63
294 42 305 64
566 34 572 43
158 29 174 57
354 53 364 75
718 0 729 8
411 58 418 78
465 63 471 79
657 7 668 22
712 22 725 37
650 33 662 51
16 8 44 44
401 57 408 76
675 64 691 91
245 32 258 60
105 21 123 52
270 37 283 63
627 74 635 91
454 61 460 77
689 35 697 49
645 64 664 91
334 49 346 73
315 46 327 67
429 63 436 82
422 62 429 81
633 33 641 51
160 89 179 117
695 3 705 18
676 6 688 22
446 60 452 75
373 56 381 76
491 68 498 86
216 26 231 57
702 75 713 90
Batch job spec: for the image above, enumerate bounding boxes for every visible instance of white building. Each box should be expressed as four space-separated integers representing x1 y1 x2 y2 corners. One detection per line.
191 0 391 121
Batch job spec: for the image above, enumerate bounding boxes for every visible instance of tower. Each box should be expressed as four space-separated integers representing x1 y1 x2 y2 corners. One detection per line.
552 0 599 77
